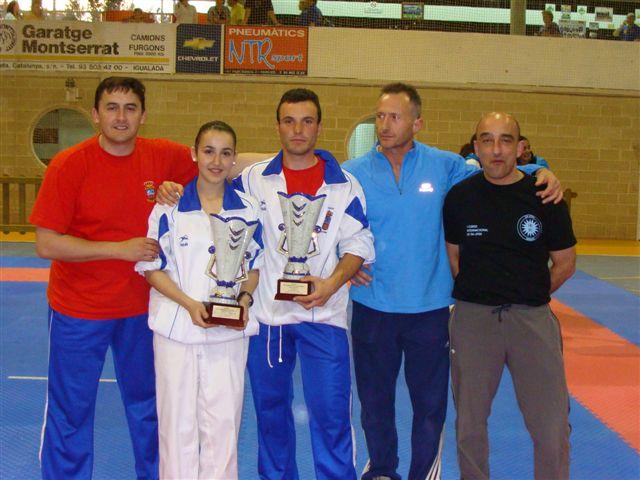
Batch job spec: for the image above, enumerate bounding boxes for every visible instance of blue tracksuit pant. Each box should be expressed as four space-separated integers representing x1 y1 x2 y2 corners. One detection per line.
247 322 357 480
40 308 158 480
351 302 450 480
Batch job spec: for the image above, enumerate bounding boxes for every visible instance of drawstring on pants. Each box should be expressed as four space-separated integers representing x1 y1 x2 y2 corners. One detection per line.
491 304 512 322
267 325 273 368
266 325 284 369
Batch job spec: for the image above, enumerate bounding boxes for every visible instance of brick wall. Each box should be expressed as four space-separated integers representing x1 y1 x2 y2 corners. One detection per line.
1 72 638 239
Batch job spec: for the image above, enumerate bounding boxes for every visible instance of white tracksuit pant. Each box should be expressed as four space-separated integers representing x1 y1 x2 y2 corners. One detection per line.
153 333 249 480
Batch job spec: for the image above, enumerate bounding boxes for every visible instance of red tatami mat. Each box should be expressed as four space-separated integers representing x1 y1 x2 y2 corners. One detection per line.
552 298 640 452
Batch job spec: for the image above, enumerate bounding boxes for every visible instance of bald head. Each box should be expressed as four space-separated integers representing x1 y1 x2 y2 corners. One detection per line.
475 112 521 139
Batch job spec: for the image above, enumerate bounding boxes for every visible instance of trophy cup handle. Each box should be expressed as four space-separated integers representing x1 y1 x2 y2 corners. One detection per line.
205 253 218 281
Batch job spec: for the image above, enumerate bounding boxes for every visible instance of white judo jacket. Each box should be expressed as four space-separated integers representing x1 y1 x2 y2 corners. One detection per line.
232 149 375 330
135 178 264 344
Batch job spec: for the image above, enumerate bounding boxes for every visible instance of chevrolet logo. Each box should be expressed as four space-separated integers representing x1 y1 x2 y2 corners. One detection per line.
183 38 215 50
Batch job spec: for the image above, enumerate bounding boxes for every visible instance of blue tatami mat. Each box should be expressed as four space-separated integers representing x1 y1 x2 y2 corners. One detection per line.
1 269 639 479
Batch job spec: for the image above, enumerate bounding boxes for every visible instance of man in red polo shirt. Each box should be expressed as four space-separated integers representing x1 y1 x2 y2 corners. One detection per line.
29 77 196 480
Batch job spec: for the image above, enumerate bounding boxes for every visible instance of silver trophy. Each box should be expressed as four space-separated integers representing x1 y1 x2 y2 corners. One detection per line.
204 214 258 326
275 192 326 300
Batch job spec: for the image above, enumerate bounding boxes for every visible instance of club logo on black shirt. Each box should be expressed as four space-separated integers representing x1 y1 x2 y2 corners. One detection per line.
517 214 542 242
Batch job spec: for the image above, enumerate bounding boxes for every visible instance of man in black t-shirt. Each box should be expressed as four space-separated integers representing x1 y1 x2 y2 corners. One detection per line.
244 0 279 25
443 112 576 480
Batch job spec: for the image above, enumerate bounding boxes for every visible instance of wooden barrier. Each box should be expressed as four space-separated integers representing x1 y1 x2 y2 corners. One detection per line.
564 188 578 213
1 177 42 234
102 10 208 24
0 154 274 236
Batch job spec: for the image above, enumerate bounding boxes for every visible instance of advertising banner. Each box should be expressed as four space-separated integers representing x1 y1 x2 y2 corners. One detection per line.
0 21 175 73
176 24 222 74
224 26 307 75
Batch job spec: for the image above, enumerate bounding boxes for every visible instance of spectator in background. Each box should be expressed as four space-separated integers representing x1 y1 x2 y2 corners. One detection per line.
459 134 481 167
228 0 244 25
24 0 46 20
124 7 154 23
613 13 640 41
518 136 551 168
299 0 324 26
536 10 561 37
207 0 230 24
4 0 21 19
244 0 279 25
174 0 198 24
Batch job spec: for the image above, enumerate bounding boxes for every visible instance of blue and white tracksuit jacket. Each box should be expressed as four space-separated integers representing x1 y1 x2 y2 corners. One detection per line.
233 149 375 329
136 178 264 344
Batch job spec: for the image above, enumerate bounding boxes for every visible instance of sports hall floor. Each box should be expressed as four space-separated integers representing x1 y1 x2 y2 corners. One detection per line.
1 235 638 479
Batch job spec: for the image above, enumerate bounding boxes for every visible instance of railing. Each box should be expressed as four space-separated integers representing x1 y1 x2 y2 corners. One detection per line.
0 177 42 234
4 2 633 40
0 176 579 237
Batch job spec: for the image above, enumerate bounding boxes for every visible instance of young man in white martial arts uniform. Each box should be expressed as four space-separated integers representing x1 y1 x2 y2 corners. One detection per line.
233 89 374 480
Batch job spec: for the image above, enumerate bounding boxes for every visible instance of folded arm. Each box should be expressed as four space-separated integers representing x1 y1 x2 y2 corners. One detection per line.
35 227 159 263
549 246 576 293
445 241 460 278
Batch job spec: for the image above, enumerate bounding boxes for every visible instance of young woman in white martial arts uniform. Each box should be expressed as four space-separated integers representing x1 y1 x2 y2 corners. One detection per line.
136 121 263 479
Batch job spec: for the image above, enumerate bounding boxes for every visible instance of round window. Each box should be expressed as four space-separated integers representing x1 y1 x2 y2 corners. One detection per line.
32 108 95 166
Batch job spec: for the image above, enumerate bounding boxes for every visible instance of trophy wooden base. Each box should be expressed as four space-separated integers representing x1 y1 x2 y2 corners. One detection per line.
203 302 245 328
274 278 311 301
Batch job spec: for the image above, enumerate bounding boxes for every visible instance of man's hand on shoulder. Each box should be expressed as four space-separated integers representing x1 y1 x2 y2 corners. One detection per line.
156 181 184 206
535 168 563 204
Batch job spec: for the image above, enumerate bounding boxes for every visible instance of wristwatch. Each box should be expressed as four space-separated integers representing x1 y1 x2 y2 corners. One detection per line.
237 291 254 307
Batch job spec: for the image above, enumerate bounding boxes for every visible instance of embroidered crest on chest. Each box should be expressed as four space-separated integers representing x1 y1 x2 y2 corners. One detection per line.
143 181 156 203
517 214 542 242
